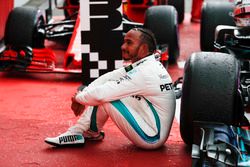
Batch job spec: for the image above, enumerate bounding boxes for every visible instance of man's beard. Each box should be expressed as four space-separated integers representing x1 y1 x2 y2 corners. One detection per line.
122 45 140 61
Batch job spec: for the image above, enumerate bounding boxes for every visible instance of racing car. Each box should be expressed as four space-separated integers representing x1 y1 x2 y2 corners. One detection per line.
179 0 250 166
0 0 179 78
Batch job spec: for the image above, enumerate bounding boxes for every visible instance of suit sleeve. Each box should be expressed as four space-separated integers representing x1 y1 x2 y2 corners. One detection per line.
86 67 126 88
75 67 145 106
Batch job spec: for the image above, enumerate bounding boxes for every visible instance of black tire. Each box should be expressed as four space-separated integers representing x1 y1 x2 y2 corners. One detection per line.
200 2 235 51
144 5 179 63
4 7 45 48
167 0 185 24
157 0 185 24
180 52 240 145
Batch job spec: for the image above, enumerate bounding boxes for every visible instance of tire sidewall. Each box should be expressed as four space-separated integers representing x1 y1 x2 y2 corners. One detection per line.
144 5 179 63
4 7 45 48
180 52 239 145
167 0 185 23
200 2 235 51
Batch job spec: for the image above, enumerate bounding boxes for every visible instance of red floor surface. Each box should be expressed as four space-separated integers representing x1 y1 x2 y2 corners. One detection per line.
0 14 200 167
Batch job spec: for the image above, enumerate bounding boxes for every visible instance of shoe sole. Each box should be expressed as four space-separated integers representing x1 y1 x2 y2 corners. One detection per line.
45 140 85 147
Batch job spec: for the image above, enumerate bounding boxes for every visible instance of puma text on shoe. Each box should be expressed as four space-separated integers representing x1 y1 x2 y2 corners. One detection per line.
45 131 85 147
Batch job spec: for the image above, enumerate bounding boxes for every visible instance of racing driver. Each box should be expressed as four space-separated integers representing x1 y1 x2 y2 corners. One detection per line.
45 27 176 149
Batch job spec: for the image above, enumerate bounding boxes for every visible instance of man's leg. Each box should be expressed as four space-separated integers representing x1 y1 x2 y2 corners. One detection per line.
68 96 174 149
100 97 173 149
45 96 175 148
70 105 109 140
45 105 109 146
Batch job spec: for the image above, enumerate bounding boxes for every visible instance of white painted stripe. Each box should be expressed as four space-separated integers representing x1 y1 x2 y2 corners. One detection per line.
80 0 90 31
98 61 108 70
81 44 90 54
90 1 108 5
90 15 109 19
89 52 99 61
90 69 99 78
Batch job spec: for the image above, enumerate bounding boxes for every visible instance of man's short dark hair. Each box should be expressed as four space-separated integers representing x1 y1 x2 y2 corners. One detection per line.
132 27 157 54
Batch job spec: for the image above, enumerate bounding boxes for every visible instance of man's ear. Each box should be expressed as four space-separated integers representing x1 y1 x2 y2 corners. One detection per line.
138 43 149 56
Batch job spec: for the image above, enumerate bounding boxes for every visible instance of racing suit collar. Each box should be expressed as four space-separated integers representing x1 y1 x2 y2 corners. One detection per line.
133 54 155 67
124 54 155 72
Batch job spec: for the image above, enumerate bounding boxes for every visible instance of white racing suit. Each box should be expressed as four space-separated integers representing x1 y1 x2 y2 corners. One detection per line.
70 55 176 149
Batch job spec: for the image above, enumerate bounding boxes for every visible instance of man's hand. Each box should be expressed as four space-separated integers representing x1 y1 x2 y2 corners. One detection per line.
71 95 84 116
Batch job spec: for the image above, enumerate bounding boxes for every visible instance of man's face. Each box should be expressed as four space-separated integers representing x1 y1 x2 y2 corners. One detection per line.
121 29 142 62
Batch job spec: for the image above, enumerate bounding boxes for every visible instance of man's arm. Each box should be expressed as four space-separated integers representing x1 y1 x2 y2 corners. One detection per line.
70 68 126 116
71 94 85 116
87 67 126 88
75 68 145 106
